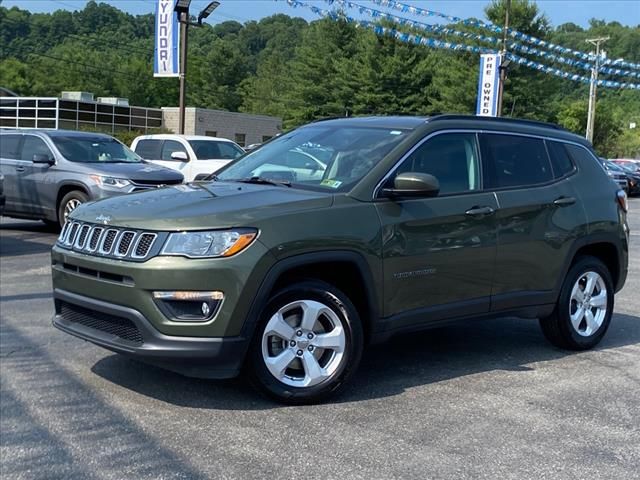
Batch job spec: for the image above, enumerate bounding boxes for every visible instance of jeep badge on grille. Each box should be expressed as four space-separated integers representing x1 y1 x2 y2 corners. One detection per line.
95 214 112 224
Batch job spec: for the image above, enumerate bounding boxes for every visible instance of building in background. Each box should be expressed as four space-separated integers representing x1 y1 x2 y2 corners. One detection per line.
161 107 281 147
0 91 282 146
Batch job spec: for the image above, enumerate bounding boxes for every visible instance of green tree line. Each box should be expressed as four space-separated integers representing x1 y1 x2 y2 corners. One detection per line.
1 0 638 157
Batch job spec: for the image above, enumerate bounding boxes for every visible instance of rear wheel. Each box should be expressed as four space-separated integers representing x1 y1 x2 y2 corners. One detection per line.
540 256 614 350
248 280 363 404
58 191 88 228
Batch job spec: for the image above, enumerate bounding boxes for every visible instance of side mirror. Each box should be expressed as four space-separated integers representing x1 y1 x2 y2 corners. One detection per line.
32 153 55 165
171 151 189 162
381 172 440 198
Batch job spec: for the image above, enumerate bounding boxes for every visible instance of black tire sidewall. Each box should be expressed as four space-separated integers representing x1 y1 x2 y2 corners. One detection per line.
58 191 88 228
248 280 363 404
556 257 614 349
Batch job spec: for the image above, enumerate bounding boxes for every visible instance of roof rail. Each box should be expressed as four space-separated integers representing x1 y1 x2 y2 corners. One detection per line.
429 114 567 131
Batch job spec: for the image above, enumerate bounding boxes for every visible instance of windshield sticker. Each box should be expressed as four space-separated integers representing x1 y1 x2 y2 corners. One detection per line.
389 130 403 135
320 179 342 189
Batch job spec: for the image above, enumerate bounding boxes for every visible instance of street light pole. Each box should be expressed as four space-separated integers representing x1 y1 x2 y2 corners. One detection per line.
178 10 189 135
585 36 609 143
496 0 511 117
174 1 220 135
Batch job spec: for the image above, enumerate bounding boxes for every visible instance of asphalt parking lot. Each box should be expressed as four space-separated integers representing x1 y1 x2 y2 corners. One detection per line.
1 201 639 480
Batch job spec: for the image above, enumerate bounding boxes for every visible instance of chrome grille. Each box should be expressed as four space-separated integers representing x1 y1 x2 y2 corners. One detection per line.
132 233 157 259
99 229 118 254
74 224 91 249
87 227 104 252
57 221 159 261
115 232 136 257
65 223 80 246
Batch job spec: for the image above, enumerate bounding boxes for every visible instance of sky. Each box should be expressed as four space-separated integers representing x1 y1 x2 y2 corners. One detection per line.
3 0 640 29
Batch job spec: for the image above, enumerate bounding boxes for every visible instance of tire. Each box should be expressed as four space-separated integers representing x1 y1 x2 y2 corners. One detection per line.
57 190 88 228
247 280 363 404
539 256 614 350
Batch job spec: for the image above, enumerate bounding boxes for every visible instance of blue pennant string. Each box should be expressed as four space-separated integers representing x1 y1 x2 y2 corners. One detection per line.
330 0 638 79
367 0 640 71
280 0 640 90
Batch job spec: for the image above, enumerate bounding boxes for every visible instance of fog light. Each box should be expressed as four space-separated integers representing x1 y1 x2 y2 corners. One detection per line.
153 291 223 322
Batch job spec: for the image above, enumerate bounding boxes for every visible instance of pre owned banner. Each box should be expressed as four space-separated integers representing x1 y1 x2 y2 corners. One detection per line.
476 54 501 117
154 0 179 77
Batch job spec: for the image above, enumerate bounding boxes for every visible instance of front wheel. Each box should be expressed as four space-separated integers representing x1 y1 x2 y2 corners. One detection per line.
539 256 614 350
248 280 363 404
58 190 88 228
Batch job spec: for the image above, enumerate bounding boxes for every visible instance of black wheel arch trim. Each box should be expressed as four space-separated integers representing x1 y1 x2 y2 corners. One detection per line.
240 250 381 339
556 232 628 296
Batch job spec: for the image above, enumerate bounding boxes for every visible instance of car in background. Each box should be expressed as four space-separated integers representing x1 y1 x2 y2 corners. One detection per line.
618 162 640 196
0 129 184 228
131 134 245 182
611 159 640 173
602 160 629 192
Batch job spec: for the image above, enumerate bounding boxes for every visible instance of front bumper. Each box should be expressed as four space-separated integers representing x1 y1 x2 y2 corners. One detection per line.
52 289 248 378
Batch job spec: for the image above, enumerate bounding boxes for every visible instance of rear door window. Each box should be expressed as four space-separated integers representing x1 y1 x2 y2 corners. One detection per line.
21 136 53 161
134 139 162 159
480 134 553 188
0 134 22 159
546 141 575 178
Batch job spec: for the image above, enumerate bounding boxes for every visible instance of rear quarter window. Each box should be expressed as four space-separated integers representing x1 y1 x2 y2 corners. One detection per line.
546 140 575 178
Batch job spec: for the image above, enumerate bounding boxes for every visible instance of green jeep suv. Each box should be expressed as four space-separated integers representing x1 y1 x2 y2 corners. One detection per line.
52 115 630 403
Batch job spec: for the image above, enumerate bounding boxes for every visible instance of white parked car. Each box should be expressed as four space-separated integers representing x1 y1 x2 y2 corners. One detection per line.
130 134 245 182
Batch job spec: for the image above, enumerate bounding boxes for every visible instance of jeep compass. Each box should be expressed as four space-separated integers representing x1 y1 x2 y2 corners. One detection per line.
51 115 629 403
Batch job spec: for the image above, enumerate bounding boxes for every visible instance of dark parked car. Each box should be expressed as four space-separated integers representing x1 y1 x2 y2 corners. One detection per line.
617 163 640 196
0 129 184 228
602 159 629 192
52 115 629 403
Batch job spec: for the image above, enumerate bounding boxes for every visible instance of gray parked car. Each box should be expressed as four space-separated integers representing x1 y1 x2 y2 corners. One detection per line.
0 129 184 228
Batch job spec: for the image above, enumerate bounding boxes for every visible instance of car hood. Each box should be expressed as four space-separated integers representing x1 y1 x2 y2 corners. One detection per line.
71 182 334 230
69 162 184 183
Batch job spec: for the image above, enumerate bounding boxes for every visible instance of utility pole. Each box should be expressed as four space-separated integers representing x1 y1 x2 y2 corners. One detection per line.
496 0 511 117
178 11 189 135
585 36 609 143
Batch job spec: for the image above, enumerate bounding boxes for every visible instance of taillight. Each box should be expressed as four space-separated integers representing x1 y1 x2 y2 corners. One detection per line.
616 189 628 212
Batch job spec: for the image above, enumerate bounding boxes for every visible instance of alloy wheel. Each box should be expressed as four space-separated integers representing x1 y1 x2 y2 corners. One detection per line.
64 198 81 220
569 271 608 337
261 299 346 388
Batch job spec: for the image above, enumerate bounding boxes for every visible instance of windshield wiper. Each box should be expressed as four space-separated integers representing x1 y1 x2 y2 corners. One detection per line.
232 176 292 187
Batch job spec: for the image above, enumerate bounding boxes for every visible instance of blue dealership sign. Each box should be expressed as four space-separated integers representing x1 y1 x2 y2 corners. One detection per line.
476 54 501 117
154 0 179 77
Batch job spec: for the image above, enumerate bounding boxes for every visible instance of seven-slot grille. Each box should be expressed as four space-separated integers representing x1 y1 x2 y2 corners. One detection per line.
58 221 158 260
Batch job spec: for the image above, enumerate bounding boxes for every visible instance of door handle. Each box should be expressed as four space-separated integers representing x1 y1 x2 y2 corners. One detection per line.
553 196 576 207
465 206 495 217
15 166 25 173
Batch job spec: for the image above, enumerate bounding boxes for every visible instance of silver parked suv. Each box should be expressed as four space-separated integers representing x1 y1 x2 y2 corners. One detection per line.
0 129 184 228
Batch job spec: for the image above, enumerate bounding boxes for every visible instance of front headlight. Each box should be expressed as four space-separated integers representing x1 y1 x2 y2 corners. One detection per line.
90 175 131 189
160 229 258 258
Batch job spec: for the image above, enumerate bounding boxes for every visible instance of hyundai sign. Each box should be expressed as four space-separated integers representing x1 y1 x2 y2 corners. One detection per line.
154 0 179 77
476 54 501 117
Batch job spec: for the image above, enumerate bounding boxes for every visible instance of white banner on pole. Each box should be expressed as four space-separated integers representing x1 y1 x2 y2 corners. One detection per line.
476 54 501 117
154 0 179 77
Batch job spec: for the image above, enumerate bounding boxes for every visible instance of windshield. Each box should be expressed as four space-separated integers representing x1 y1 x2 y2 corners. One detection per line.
216 125 409 191
53 136 142 163
188 140 244 160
